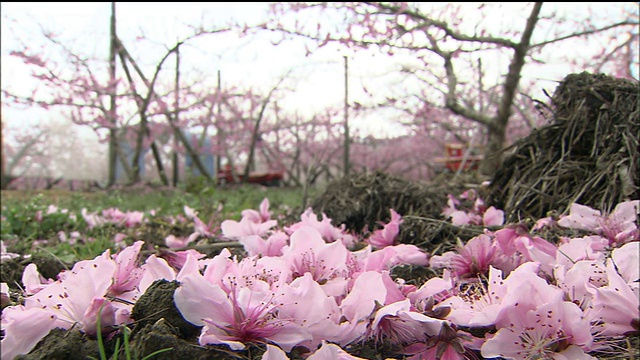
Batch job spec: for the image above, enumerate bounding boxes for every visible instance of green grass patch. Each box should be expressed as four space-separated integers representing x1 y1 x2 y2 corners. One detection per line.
1 185 313 262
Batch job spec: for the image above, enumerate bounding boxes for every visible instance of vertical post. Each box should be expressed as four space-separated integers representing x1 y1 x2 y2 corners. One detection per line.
216 70 222 177
343 55 350 177
172 44 180 187
0 120 6 189
107 2 117 186
477 58 484 114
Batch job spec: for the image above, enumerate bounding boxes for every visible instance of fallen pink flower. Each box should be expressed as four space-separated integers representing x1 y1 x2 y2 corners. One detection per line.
174 272 311 352
221 213 278 238
1 240 19 262
240 231 288 257
363 244 429 272
589 258 640 337
366 208 403 249
495 225 557 275
0 307 58 360
482 298 593 359
555 235 608 268
285 208 356 247
367 298 445 346
557 200 639 246
429 234 507 279
21 263 53 295
610 240 639 288
165 234 197 249
241 197 272 223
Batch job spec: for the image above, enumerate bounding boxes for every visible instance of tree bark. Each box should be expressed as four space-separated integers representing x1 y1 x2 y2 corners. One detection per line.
479 2 542 175
107 2 118 186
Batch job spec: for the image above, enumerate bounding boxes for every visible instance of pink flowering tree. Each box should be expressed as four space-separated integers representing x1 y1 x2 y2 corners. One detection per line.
262 2 639 175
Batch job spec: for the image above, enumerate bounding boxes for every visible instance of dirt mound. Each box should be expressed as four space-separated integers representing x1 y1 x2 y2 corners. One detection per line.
488 72 639 222
309 171 487 252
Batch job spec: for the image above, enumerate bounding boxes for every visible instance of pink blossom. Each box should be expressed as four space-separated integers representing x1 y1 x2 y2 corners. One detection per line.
1 249 131 359
21 263 53 295
589 258 640 337
443 192 504 227
113 233 128 249
1 240 19 262
532 216 557 232
339 271 389 325
285 208 356 247
22 251 123 334
191 214 218 239
366 208 403 249
108 240 145 296
281 226 350 295
174 271 311 352
494 262 565 317
440 265 508 327
221 213 278 238
404 323 480 360
0 307 58 360
34 210 43 222
123 211 145 228
307 341 370 360
554 260 607 311
240 231 288 257
555 235 608 268
495 225 557 275
81 296 118 335
262 341 369 360
101 207 126 224
408 270 456 307
165 234 196 249
81 208 104 229
557 201 639 246
482 299 594 359
183 205 199 219
482 206 504 226
610 240 639 289
449 210 479 226
363 244 429 272
367 298 445 345
138 255 178 292
275 273 342 348
220 199 278 239
429 234 507 279
155 248 207 272
240 197 272 223
262 344 290 360
442 194 462 218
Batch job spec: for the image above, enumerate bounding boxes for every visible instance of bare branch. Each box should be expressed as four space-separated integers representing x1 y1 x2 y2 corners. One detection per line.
530 20 639 48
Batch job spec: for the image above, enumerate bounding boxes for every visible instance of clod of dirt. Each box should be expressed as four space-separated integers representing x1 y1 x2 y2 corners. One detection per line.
308 171 487 253
127 318 227 360
130 279 200 340
14 328 102 360
127 279 266 359
488 72 639 222
0 253 68 298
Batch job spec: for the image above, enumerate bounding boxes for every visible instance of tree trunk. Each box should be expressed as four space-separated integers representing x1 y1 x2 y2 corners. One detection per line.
107 2 118 186
479 2 542 175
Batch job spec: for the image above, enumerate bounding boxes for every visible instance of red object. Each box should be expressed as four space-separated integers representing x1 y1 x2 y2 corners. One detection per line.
217 165 283 186
443 143 483 172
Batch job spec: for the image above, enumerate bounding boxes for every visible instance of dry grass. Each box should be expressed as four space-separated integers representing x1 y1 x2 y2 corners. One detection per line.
488 72 639 222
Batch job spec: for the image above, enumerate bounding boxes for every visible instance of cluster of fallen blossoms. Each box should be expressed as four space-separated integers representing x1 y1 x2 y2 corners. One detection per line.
1 197 638 360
